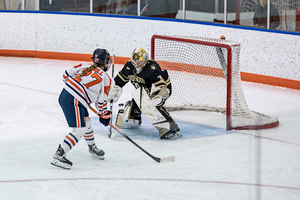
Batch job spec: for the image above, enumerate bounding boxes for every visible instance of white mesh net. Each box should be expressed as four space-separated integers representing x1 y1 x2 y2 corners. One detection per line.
152 35 279 130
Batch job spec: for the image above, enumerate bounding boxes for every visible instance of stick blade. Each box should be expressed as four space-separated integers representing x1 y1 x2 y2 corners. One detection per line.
159 156 175 163
108 132 116 139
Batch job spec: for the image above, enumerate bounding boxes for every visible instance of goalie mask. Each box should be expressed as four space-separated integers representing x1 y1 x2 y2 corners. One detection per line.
131 48 148 73
92 48 111 71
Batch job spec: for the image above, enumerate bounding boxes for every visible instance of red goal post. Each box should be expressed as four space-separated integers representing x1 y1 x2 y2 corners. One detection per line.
151 35 279 130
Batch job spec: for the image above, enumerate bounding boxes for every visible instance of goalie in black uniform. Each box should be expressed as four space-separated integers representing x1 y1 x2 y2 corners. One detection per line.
108 47 181 139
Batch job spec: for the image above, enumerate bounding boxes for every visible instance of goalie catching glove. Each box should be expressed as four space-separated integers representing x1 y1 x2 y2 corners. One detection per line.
107 81 123 103
99 111 111 126
151 87 170 106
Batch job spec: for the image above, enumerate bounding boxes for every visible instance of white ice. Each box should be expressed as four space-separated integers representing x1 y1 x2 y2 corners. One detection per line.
0 57 299 200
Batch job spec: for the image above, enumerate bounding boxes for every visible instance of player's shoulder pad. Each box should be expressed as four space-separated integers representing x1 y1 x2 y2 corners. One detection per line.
145 60 160 71
73 63 82 68
124 61 134 70
80 63 91 68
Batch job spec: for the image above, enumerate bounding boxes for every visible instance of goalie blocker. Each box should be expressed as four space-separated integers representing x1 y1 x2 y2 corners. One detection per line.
116 87 181 139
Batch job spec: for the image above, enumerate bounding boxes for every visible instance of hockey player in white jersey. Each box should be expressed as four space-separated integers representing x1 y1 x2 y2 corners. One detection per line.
51 48 112 170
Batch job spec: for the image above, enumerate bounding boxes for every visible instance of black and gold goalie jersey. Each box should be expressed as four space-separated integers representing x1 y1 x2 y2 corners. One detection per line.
114 60 172 97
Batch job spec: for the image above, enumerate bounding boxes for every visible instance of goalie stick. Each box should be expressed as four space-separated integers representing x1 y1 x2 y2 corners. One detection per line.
108 55 116 139
89 106 175 163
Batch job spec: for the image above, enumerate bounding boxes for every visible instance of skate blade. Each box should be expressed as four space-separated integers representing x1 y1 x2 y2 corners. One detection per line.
93 155 105 160
89 152 105 160
169 132 182 139
51 160 71 170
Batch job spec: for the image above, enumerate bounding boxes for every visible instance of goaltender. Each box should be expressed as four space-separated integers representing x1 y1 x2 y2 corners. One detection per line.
108 47 181 139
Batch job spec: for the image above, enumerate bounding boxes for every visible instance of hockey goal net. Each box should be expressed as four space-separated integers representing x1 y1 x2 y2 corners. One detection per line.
151 35 279 130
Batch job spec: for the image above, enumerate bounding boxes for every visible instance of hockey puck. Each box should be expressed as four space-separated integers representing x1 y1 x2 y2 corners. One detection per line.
119 103 124 107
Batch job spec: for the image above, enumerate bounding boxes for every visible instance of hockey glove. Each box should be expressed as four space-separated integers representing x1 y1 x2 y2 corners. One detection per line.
107 82 123 103
151 87 170 106
99 111 111 127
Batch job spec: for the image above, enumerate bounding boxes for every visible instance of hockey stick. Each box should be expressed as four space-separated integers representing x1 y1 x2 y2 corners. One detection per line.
108 55 116 139
89 106 175 163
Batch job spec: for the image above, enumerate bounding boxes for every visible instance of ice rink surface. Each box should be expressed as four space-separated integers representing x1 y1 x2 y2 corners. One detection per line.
0 57 299 200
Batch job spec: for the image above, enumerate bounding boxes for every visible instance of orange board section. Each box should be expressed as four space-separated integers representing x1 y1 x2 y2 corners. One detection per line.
157 61 225 78
0 49 299 90
0 49 130 65
241 72 300 91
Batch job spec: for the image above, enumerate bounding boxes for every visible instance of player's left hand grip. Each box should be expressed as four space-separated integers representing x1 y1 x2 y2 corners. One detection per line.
99 111 111 126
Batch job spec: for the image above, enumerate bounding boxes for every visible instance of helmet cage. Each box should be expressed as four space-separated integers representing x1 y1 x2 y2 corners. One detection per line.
131 48 148 73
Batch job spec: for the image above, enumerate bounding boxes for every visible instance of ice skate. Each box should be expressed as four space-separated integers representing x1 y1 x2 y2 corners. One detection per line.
88 144 105 160
160 127 182 140
51 144 73 170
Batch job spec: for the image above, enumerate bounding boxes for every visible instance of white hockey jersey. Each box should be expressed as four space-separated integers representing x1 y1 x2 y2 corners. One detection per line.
63 63 111 115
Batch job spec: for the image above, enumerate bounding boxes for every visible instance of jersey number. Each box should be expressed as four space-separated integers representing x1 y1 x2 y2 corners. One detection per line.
74 70 103 88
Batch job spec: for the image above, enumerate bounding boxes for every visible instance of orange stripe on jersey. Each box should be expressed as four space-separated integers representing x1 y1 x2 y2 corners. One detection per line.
103 76 111 95
98 104 104 109
67 78 90 104
63 74 67 79
98 103 107 110
74 63 82 68
66 135 76 146
74 99 81 127
98 106 104 110
67 79 83 94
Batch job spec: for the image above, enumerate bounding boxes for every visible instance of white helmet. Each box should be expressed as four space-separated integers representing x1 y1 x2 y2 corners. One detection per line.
131 48 148 73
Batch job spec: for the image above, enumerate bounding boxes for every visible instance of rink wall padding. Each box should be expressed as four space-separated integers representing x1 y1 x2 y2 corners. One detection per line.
0 11 299 90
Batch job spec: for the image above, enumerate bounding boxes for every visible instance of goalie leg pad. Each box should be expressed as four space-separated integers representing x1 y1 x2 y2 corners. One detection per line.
115 109 126 128
132 87 181 138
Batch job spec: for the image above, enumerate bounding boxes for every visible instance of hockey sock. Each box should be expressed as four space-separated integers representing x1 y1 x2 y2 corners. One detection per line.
84 131 95 146
83 117 95 146
62 127 86 153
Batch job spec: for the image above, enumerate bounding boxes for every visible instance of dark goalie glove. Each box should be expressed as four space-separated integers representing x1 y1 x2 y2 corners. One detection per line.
99 111 111 126
151 87 170 106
